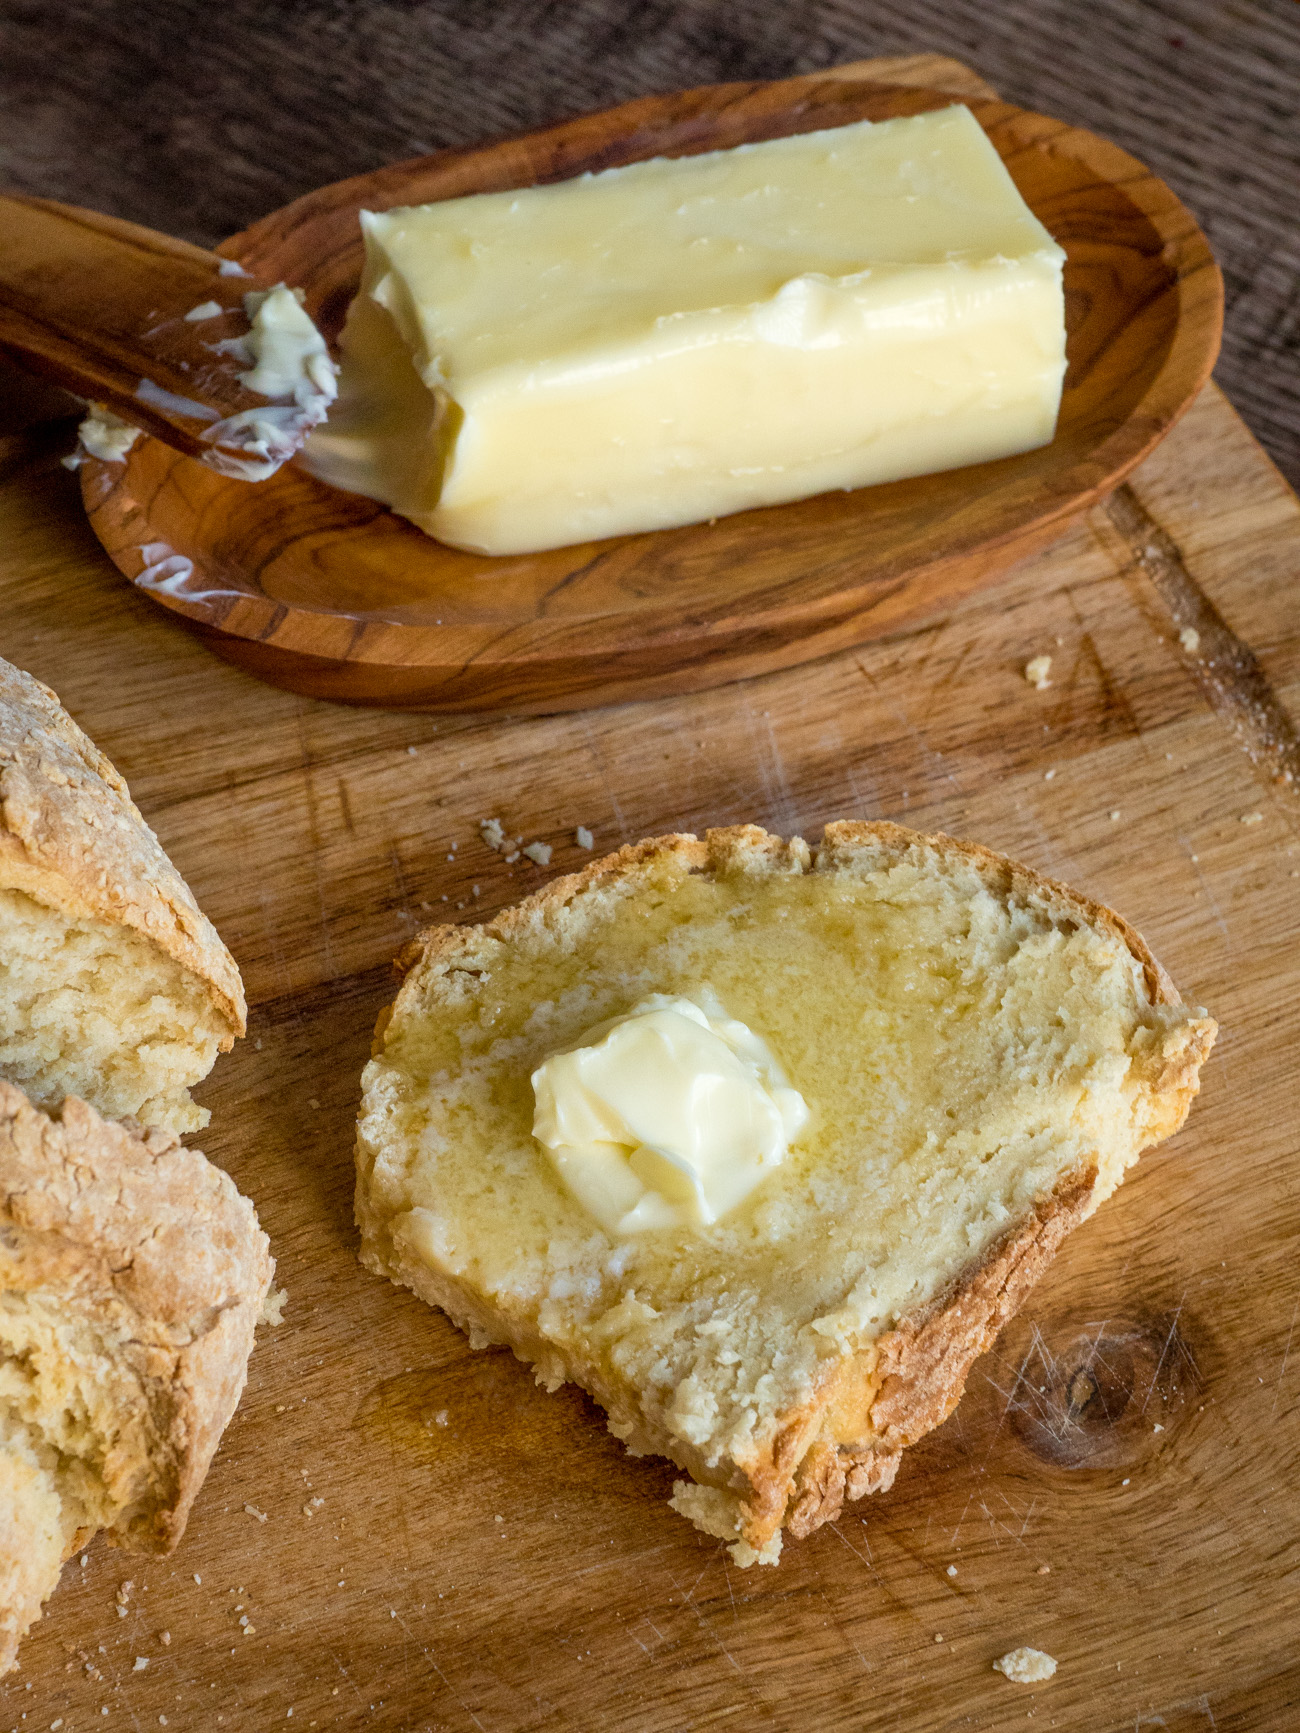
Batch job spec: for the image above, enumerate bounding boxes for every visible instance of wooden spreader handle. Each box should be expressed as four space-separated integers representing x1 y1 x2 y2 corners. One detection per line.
0 194 310 464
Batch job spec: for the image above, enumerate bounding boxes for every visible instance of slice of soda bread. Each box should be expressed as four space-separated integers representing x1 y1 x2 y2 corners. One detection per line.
0 656 245 1133
355 822 1215 1564
0 1078 273 1674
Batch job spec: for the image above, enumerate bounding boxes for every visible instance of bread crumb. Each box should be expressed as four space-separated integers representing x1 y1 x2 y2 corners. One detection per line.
433 1409 448 1427
1179 626 1201 652
523 841 552 866
193 1574 202 1585
243 1503 268 1522
1153 1424 1164 1433
407 745 417 756
934 1633 944 1643
946 1565 957 1577
994 1647 1056 1684
575 827 594 850
259 1287 288 1326
1036 1564 1050 1575
1024 655 1052 690
1240 812 1263 826
133 1656 149 1672
503 850 520 864
116 1581 134 1606
80 1555 89 1568
479 818 505 851
1109 810 1121 821
1043 769 1055 781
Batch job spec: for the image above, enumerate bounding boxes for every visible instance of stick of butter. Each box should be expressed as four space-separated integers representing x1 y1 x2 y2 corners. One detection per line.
302 105 1067 556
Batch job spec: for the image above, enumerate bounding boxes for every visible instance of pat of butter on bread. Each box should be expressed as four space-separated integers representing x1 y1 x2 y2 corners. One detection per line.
355 823 1214 1563
304 106 1067 554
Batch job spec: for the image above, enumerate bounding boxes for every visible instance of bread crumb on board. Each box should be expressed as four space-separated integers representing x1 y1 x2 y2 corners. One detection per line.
1179 625 1201 652
1024 655 1052 690
993 1646 1057 1684
259 1286 288 1326
575 826 594 850
482 817 554 867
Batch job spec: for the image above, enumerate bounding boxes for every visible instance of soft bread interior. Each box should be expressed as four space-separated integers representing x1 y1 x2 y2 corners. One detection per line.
0 887 227 1133
0 1300 164 1675
357 826 1214 1559
0 1435 65 1676
0 1086 273 1673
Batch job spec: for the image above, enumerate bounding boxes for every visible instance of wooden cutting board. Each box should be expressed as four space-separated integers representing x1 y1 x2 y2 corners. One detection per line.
2 54 1298 1733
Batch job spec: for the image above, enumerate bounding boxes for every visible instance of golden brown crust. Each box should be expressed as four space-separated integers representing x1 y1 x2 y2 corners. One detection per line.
0 657 245 1037
0 1078 272 1671
368 819 1216 1557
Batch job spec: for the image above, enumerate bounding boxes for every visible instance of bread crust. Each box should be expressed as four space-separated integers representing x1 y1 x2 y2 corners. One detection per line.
0 657 244 1037
372 820 1216 1555
0 1078 272 1672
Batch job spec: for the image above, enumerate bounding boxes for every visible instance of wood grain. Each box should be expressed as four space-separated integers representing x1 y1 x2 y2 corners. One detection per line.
2 49 1300 1733
78 62 1222 712
0 197 288 458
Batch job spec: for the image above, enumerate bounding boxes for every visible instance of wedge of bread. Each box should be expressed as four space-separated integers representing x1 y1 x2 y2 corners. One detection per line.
0 1078 273 1674
0 656 245 1134
356 822 1215 1564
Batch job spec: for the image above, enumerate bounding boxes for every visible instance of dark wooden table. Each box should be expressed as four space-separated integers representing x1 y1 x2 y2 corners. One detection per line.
3 12 1300 1733
2 0 1297 489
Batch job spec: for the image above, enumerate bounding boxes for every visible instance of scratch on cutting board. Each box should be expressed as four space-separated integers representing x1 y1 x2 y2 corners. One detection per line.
385 1601 489 1729
853 656 968 813
827 1521 889 1597
816 1587 874 1675
424 1656 489 1733
388 841 416 931
979 1326 1059 1460
284 1598 364 1707
1140 1293 1188 1416
1271 1296 1300 1418
625 1615 667 1657
294 701 337 981
1138 1694 1219 1730
664 1565 751 1685
1177 831 1233 948
738 689 800 837
948 1492 975 1551
578 713 631 843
